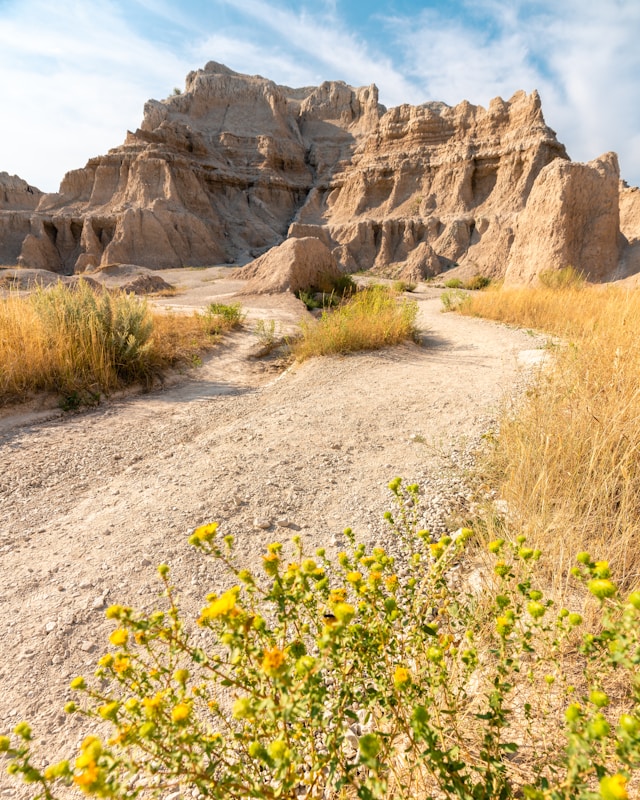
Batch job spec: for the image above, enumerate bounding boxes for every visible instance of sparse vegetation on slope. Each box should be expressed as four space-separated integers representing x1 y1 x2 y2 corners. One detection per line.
0 281 240 407
3 481 639 799
293 285 418 361
459 283 640 585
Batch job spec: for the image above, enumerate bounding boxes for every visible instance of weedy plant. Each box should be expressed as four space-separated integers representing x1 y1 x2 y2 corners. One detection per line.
440 288 470 312
2 480 639 800
0 283 244 407
201 303 244 334
253 319 280 357
391 281 417 294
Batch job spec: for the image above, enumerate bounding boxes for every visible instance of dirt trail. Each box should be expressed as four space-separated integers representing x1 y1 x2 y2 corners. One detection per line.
0 281 547 796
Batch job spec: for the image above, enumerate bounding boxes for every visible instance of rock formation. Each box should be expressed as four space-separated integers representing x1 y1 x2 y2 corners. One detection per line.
504 153 621 284
0 173 42 265
1 61 638 284
235 236 340 294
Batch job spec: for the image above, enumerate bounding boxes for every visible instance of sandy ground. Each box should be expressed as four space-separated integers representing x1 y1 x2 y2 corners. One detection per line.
0 269 548 797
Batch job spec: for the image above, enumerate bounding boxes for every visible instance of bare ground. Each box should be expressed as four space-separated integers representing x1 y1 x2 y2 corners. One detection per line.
0 270 547 797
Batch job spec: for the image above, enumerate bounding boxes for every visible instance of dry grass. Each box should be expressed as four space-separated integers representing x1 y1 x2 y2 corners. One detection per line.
292 285 418 361
0 281 237 407
460 284 640 588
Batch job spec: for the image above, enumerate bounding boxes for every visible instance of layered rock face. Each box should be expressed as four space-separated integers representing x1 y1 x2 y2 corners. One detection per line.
295 90 568 279
0 173 42 265
504 153 621 284
1 62 636 283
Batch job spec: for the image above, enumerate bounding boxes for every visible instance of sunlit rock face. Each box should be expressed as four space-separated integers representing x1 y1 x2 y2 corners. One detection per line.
1 62 636 283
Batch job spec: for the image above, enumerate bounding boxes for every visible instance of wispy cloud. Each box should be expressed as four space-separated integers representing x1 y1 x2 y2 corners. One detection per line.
389 0 640 181
0 0 191 191
214 0 422 104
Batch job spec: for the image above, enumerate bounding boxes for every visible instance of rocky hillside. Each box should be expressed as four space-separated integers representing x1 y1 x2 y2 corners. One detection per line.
1 61 638 283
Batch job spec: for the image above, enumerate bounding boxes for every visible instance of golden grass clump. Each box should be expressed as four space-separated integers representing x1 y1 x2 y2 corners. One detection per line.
0 281 237 407
292 285 418 361
460 283 640 586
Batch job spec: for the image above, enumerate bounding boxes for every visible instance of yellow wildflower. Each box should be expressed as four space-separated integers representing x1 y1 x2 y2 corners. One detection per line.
329 588 347 604
600 774 629 800
198 588 239 624
262 647 286 675
113 654 130 674
385 574 399 590
73 760 99 791
109 628 128 647
393 666 411 689
171 702 191 724
333 603 355 624
346 571 362 584
188 521 219 546
262 552 280 575
142 691 166 718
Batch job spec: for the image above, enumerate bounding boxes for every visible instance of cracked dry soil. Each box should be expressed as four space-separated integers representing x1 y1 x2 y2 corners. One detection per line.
0 276 546 797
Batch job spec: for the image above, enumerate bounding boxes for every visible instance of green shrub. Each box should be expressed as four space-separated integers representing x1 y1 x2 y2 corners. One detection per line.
253 319 280 356
0 282 236 406
465 274 491 290
295 274 356 310
392 280 417 293
3 481 640 800
202 303 244 333
444 278 463 289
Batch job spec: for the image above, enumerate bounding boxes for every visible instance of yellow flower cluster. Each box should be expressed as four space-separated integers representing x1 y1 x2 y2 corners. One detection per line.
198 588 240 624
109 628 129 647
261 647 286 675
73 737 103 793
171 702 192 724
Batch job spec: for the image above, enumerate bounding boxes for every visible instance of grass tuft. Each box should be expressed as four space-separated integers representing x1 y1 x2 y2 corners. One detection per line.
0 282 240 407
460 284 640 586
292 285 418 361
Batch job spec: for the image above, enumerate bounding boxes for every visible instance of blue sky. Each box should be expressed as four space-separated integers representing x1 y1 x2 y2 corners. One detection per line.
1 0 639 192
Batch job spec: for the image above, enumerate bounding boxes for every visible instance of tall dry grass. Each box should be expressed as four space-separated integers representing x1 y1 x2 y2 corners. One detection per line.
460 284 640 587
292 285 418 361
0 281 235 407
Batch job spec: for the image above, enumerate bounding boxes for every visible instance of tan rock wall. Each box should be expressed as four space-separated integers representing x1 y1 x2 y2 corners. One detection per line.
1 63 636 283
505 153 620 284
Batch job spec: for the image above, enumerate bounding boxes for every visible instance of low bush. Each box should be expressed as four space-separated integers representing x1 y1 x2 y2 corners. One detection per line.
292 285 418 360
201 302 245 334
444 278 463 289
3 480 639 799
440 288 470 312
0 282 237 406
296 274 357 310
444 276 490 291
465 274 491 290
391 281 417 294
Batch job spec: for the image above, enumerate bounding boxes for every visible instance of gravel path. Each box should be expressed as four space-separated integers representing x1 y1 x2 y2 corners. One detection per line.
0 284 546 797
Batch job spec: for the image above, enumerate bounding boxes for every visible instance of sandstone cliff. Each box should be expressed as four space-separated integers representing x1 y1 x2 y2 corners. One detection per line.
0 62 636 283
0 173 42 266
504 153 621 284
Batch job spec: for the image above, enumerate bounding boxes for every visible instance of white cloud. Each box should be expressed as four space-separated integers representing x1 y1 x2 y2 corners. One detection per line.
390 0 640 184
0 0 192 191
215 0 422 105
1 0 639 191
